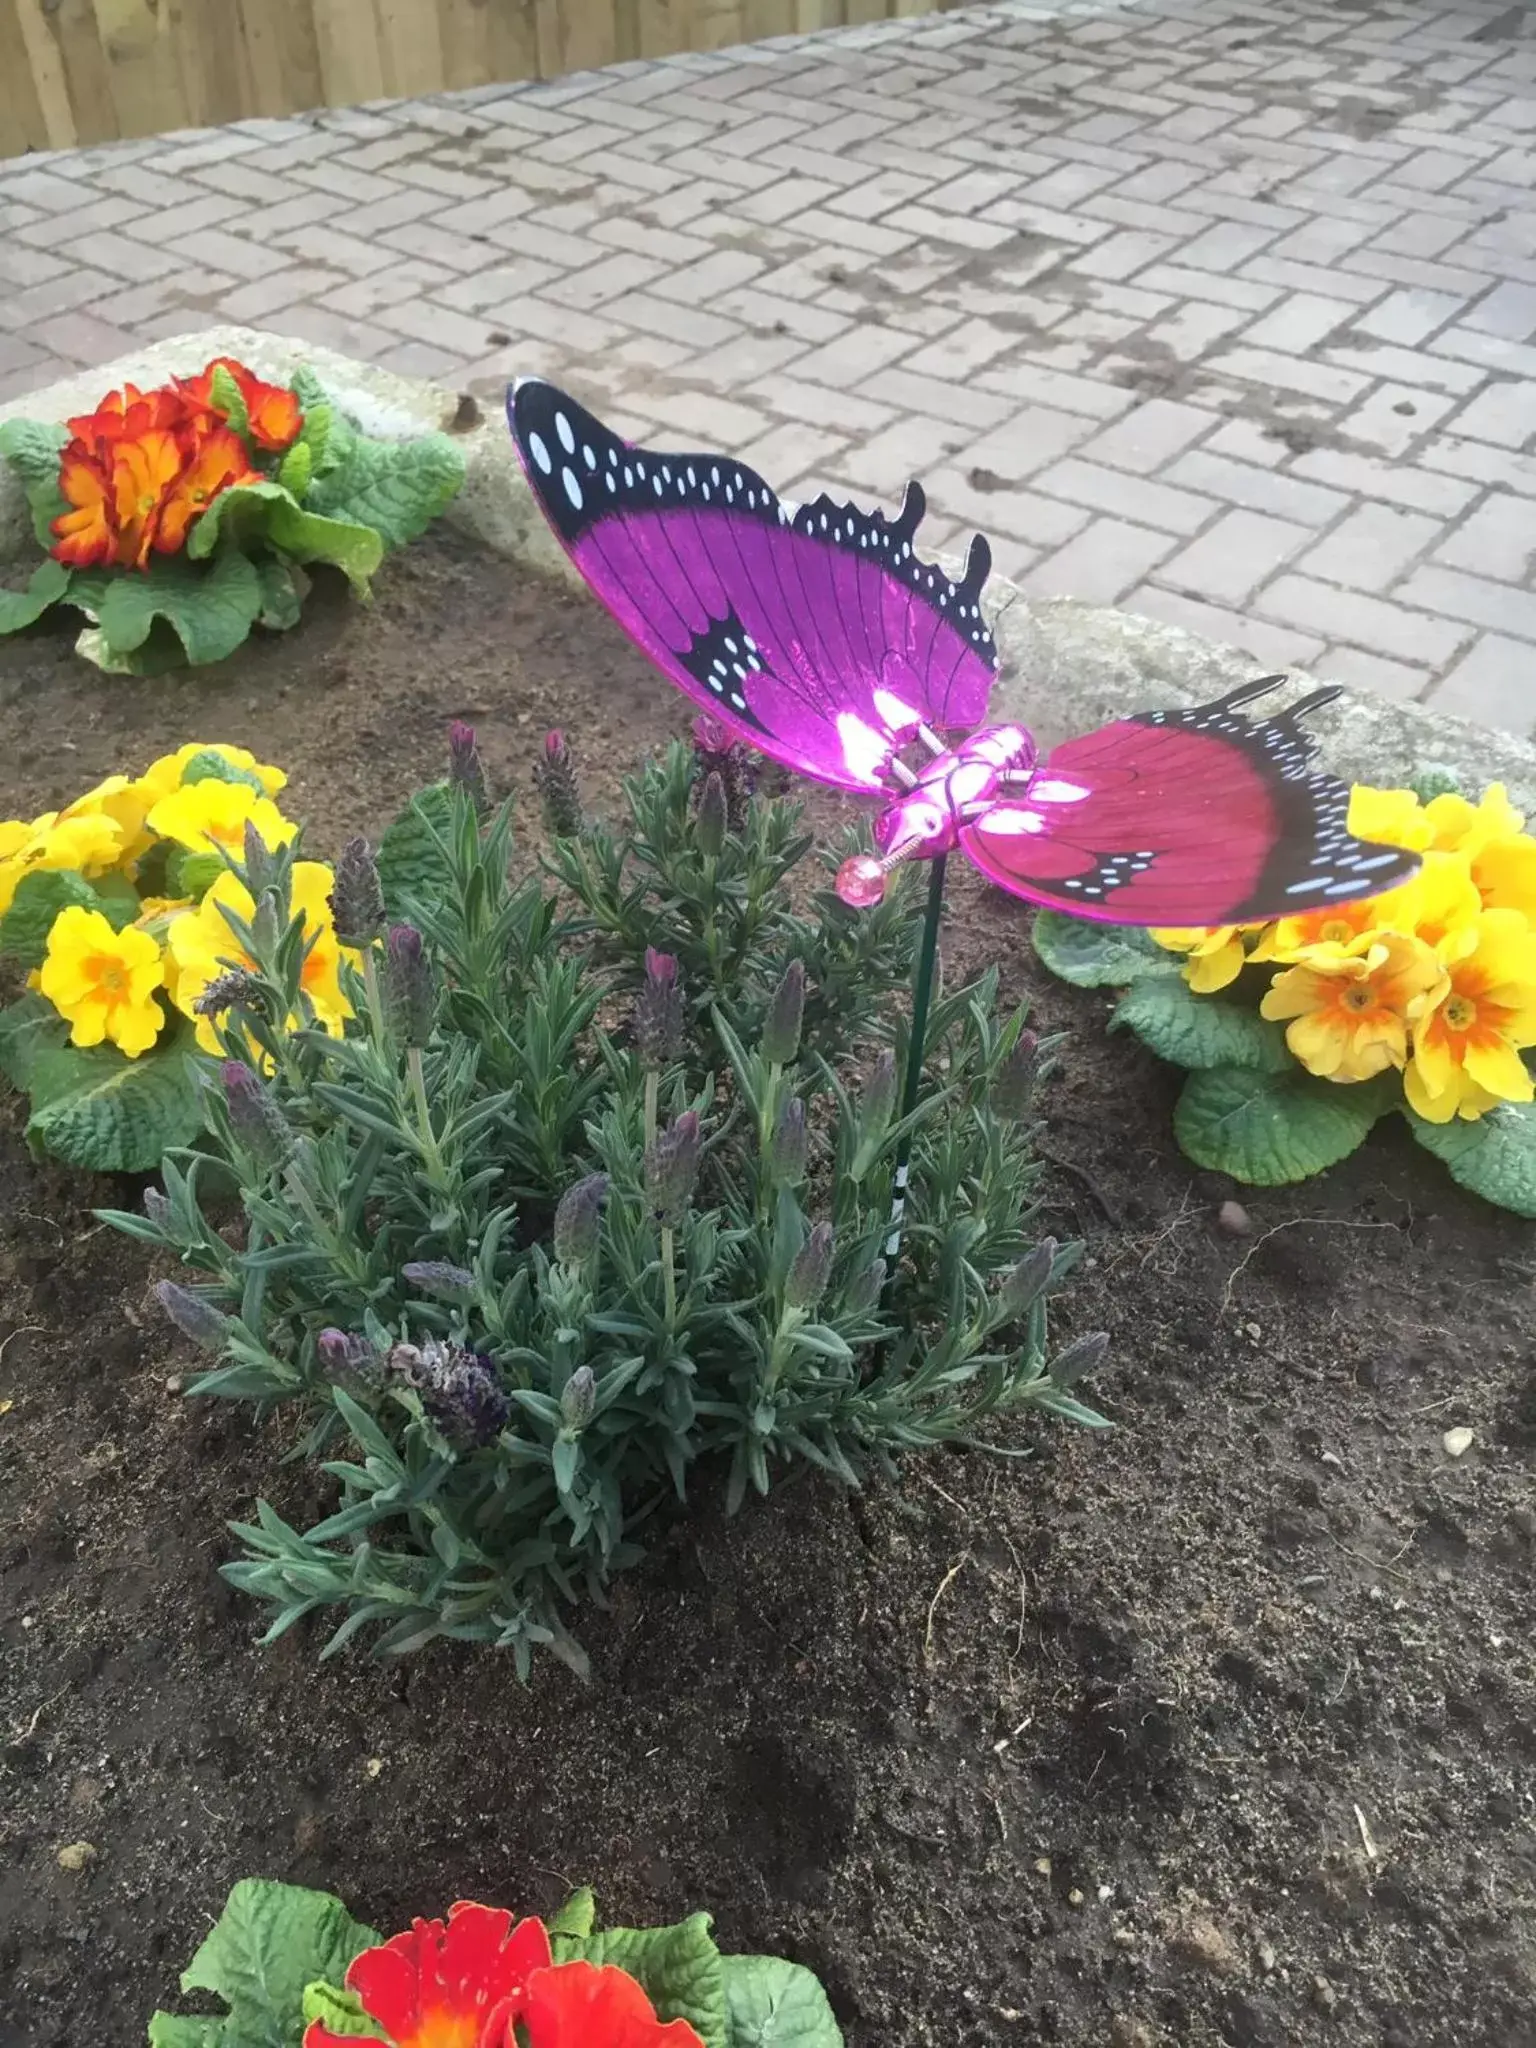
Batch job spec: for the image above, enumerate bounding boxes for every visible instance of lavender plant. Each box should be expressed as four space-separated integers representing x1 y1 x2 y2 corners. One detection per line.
102 731 1103 1673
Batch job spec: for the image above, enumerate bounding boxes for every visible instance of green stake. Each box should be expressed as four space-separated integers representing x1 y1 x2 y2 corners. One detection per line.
885 851 947 1264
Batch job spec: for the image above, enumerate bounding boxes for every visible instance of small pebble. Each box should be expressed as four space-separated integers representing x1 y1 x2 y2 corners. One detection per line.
1313 1974 1338 2015
1068 1888 1086 1908
56 1841 97 1873
364 1756 383 1779
1112 1927 1137 1950
1218 1199 1252 1237
1443 1427 1474 1458
165 1375 183 1395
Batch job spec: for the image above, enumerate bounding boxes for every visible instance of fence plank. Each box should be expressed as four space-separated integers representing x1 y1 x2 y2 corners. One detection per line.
236 0 326 120
375 0 446 99
0 0 940 153
311 0 386 105
0 2 59 151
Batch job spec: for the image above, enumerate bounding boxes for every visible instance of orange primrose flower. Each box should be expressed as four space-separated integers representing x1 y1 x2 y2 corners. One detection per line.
304 1904 553 2048
523 1958 707 2047
157 425 260 553
52 440 115 568
110 426 186 569
182 355 303 452
302 1903 705 2048
49 369 268 570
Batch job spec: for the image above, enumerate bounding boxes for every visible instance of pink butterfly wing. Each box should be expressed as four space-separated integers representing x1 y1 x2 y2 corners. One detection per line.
508 379 997 793
961 688 1420 925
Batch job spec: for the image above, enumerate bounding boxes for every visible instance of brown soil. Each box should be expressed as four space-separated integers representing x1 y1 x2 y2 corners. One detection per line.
1 532 1534 2048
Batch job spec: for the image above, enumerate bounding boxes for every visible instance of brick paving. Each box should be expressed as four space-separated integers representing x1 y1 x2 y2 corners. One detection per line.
1 0 1534 736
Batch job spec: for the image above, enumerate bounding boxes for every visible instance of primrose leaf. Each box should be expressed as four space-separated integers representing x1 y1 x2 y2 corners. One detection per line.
276 438 314 499
1173 1064 1391 1186
0 416 70 486
209 362 251 441
78 551 264 669
1110 975 1292 1073
1406 1099 1536 1218
300 1981 376 2037
547 1888 597 1942
23 1027 207 1172
255 554 306 632
0 991 69 1092
376 783 455 917
148 1879 379 2048
1031 910 1179 989
0 868 138 970
721 1956 845 2048
304 431 465 549
0 557 70 633
0 418 70 550
185 480 383 592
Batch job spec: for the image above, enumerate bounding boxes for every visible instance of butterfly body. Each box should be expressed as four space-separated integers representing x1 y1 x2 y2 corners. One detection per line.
508 378 1420 927
841 724 1037 905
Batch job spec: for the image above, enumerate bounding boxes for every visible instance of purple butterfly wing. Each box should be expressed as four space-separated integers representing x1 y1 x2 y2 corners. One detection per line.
508 378 998 793
961 682 1420 925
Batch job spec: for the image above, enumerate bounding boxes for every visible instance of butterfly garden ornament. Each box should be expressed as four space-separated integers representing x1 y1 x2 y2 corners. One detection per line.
508 378 1419 927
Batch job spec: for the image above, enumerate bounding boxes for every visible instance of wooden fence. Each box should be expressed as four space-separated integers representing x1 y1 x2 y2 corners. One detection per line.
0 0 945 157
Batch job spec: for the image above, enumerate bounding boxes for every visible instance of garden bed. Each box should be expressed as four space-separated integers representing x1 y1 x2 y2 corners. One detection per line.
1 526 1533 2048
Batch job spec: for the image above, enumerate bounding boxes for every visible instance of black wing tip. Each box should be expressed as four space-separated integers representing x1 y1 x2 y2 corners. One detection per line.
1228 841 1422 923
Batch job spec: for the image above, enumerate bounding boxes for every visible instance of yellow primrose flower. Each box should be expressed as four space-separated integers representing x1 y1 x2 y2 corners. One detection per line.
1260 933 1446 1083
146 779 296 865
57 773 156 869
1422 783 1523 854
1267 852 1482 966
138 742 287 804
1405 909 1536 1124
166 862 351 1055
1347 785 1432 853
38 906 165 1058
1150 924 1253 993
0 811 126 915
1416 782 1536 919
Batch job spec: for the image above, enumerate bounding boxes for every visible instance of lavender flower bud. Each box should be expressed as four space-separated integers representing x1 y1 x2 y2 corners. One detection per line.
696 771 727 859
996 1238 1058 1324
193 967 267 1021
221 1060 291 1168
633 948 684 1069
560 1365 597 1431
785 1221 835 1312
249 890 283 960
317 1327 382 1391
761 959 806 1067
241 818 279 895
142 1187 173 1231
448 721 490 815
691 716 755 830
865 1049 897 1127
384 923 434 1048
846 1257 887 1313
553 1173 608 1268
768 1095 808 1185
1049 1329 1108 1391
992 1030 1040 1121
387 1336 508 1450
645 1109 702 1228
533 728 582 838
329 837 384 948
155 1280 228 1353
401 1260 475 1300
